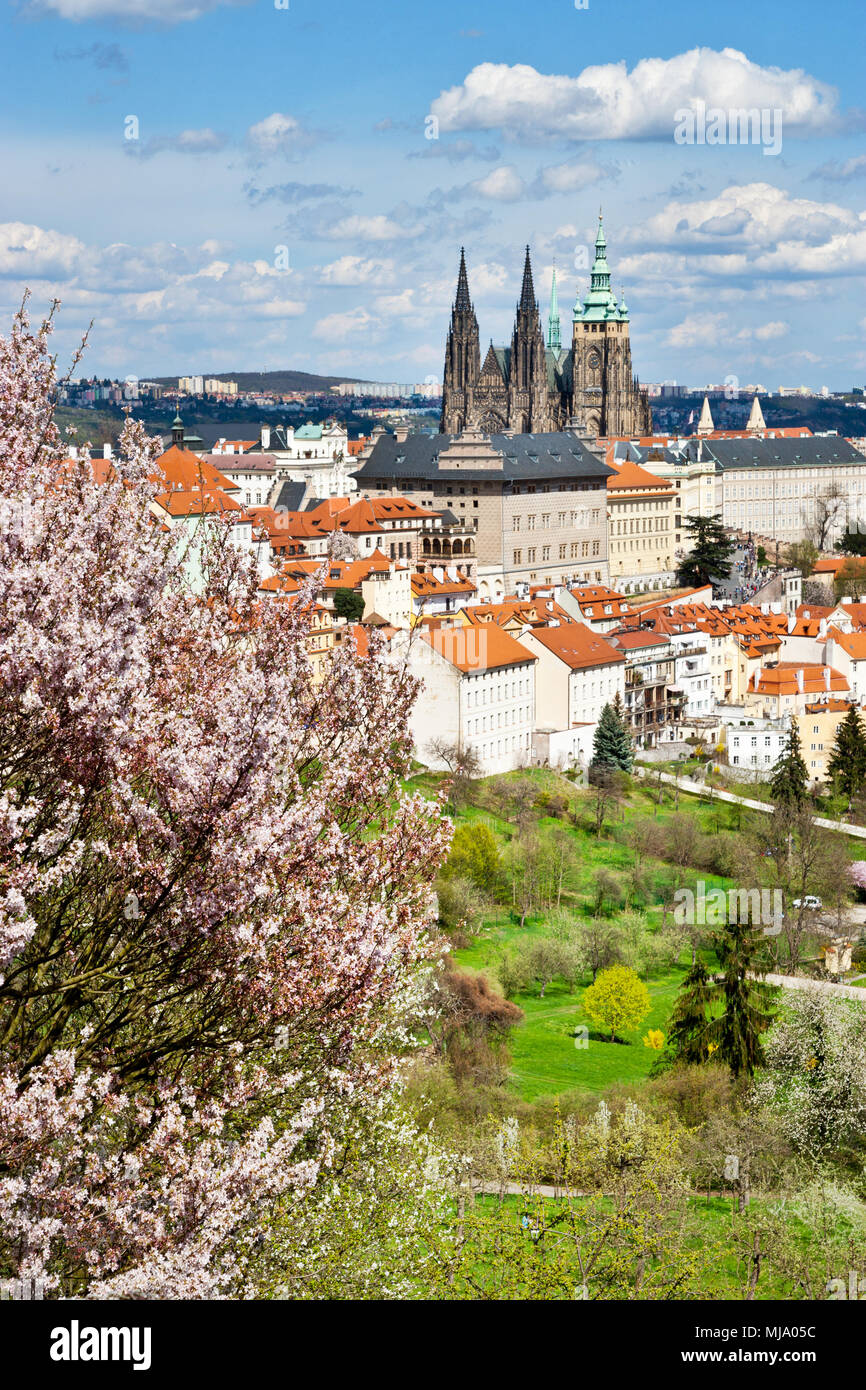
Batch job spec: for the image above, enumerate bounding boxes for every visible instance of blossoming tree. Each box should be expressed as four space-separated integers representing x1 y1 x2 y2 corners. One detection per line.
0 303 450 1298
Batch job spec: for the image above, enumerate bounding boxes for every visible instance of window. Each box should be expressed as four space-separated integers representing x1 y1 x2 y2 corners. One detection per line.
513 549 522 564
542 545 550 561
527 515 536 530
559 543 567 559
527 548 536 563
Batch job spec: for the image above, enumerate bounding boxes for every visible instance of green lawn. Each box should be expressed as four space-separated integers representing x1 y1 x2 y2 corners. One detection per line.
459 912 688 1099
421 765 866 1102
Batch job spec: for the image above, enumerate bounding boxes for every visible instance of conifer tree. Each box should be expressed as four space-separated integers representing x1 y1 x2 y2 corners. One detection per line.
826 705 866 801
675 514 734 588
770 718 809 807
591 701 633 773
668 958 714 1064
710 923 778 1079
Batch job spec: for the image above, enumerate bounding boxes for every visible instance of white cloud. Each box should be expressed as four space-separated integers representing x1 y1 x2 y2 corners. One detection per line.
430 48 844 142
618 184 866 288
27 0 249 20
246 113 318 158
318 256 395 287
322 214 421 242
127 127 229 160
534 158 607 194
470 165 526 201
665 312 730 348
0 222 84 279
312 307 380 341
752 320 789 340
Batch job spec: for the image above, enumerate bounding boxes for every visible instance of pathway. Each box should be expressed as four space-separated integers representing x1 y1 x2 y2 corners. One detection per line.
749 970 866 1001
635 766 866 840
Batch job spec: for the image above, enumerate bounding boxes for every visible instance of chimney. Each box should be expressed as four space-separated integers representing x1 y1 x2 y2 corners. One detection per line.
394 425 409 443
261 425 271 450
103 442 112 460
819 618 827 638
823 667 831 691
796 669 805 693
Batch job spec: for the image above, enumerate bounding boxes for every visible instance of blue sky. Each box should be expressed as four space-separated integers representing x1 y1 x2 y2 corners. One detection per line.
0 0 864 388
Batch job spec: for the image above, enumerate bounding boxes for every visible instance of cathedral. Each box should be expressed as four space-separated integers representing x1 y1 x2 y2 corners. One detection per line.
440 214 652 439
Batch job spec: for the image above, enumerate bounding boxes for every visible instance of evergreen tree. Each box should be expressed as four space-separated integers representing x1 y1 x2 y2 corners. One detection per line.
591 701 633 773
668 958 715 1064
827 705 866 800
770 718 809 807
333 587 365 621
710 922 778 1079
675 514 734 588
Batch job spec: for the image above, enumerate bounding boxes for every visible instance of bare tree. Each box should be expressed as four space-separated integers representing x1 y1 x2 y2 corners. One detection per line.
806 481 846 551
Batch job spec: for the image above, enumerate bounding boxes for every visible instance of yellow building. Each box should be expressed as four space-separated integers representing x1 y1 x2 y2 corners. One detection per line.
605 458 676 594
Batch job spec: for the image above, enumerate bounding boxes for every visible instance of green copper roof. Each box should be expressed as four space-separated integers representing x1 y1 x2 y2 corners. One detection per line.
547 263 561 350
573 212 628 324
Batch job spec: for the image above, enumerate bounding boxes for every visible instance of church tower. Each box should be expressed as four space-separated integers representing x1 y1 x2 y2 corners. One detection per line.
440 247 480 432
569 213 652 437
507 247 550 432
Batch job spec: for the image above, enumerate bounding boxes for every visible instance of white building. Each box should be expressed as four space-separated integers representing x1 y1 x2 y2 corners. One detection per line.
391 626 536 776
516 621 625 730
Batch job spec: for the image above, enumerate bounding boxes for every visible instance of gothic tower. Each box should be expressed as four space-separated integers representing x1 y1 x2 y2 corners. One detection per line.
506 247 551 432
438 221 650 438
569 213 652 437
440 247 480 432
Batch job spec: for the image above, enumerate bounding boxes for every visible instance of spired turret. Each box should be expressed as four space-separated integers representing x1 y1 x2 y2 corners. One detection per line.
746 395 766 434
697 395 715 436
547 262 561 351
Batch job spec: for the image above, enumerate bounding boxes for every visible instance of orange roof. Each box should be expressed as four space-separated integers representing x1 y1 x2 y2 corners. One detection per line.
153 444 239 495
412 571 476 598
524 622 626 670
423 626 535 674
801 699 855 713
812 557 846 575
826 627 866 659
155 488 242 517
747 664 848 696
605 458 674 495
463 597 574 628
797 603 833 620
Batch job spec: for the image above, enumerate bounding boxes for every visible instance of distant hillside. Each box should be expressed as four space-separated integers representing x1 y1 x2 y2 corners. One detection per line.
152 370 367 394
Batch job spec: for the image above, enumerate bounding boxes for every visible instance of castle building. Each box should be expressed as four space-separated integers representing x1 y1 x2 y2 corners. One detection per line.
440 214 652 440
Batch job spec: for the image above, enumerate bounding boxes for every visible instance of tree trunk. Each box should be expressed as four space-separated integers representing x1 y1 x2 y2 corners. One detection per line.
746 1231 761 1300
737 1157 751 1212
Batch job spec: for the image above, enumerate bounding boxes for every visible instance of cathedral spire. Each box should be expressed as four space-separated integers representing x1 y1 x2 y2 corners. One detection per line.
518 245 536 312
746 394 766 434
547 262 561 350
454 247 472 311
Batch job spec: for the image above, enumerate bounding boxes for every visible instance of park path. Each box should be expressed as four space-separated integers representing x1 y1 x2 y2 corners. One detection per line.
748 970 866 1000
634 767 866 840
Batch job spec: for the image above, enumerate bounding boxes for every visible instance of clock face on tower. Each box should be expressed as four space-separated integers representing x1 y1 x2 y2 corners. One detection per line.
588 353 600 370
